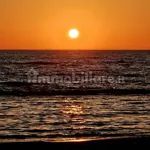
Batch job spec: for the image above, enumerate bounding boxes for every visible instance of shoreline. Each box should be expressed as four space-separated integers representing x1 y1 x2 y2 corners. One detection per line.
1 136 150 149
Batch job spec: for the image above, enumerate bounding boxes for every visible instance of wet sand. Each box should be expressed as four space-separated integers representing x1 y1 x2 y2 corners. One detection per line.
1 137 150 149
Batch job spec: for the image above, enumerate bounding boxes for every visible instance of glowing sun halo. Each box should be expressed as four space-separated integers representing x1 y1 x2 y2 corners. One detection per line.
68 29 79 39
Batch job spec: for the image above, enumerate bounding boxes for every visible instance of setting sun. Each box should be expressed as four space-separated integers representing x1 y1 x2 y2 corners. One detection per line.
68 29 79 39
0 0 150 50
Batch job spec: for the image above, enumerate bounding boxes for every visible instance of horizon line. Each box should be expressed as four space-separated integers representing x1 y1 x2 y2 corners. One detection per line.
0 49 150 51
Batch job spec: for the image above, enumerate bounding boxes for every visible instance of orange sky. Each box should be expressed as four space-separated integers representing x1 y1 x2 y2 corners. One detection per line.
0 0 150 50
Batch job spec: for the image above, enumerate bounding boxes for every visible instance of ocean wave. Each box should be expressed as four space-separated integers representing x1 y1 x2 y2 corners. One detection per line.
0 61 60 65
0 83 149 96
0 133 148 140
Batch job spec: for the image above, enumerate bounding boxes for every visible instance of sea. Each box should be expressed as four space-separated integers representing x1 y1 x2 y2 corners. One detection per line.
0 50 150 142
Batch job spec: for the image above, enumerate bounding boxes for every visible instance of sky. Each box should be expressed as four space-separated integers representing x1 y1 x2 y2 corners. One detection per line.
0 0 150 50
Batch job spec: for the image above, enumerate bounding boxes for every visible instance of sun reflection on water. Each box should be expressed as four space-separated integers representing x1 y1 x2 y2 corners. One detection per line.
61 104 84 115
60 102 85 125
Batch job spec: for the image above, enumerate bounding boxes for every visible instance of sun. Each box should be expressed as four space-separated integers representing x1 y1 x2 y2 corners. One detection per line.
68 29 79 39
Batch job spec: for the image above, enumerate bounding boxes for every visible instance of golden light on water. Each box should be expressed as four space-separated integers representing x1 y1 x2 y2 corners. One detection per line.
61 104 83 116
